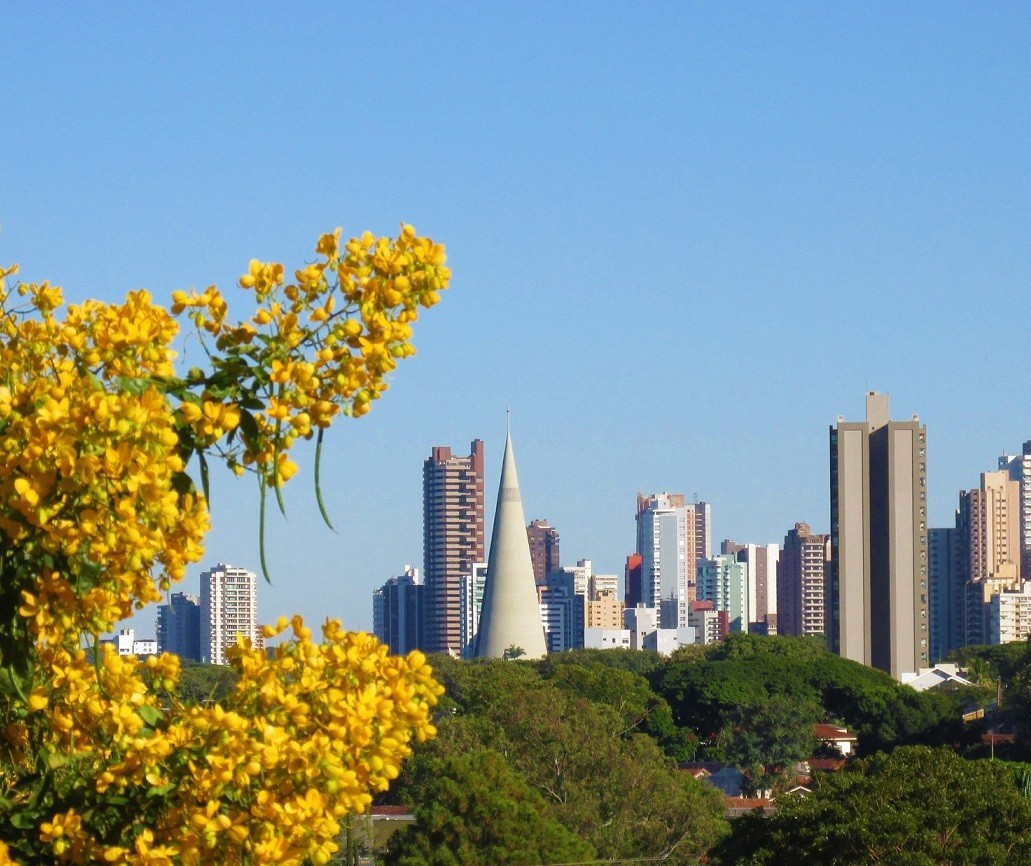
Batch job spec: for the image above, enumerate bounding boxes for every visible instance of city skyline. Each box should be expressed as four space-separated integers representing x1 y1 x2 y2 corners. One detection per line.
1 6 1027 639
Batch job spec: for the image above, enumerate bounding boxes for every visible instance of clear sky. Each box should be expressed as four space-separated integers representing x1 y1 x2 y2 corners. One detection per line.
2 4 1029 636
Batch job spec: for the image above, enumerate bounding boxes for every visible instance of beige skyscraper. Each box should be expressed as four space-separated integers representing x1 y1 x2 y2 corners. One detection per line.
475 430 547 659
830 392 928 678
423 440 485 654
960 469 1022 645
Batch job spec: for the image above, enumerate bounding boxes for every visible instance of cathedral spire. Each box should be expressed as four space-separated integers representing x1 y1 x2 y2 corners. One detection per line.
475 427 548 659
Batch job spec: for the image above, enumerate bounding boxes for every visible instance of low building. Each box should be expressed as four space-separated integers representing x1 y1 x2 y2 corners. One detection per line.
106 628 157 657
900 663 976 692
813 723 858 757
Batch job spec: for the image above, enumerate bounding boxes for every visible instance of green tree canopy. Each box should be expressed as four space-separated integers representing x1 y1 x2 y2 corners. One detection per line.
398 657 726 864
711 746 1031 865
652 633 973 756
384 749 595 866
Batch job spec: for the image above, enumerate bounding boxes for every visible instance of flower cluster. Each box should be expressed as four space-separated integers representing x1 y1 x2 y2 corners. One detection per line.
0 229 447 864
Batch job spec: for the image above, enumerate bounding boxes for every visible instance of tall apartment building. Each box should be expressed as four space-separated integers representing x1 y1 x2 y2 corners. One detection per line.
830 392 928 678
928 525 965 662
722 540 779 628
585 590 623 630
999 441 1031 576
624 553 643 607
537 560 618 649
460 562 488 658
538 570 581 653
776 523 830 639
697 554 750 632
989 581 1031 644
423 440 485 655
372 565 423 656
526 519 560 583
960 470 1022 646
200 563 262 666
156 592 201 661
636 494 711 629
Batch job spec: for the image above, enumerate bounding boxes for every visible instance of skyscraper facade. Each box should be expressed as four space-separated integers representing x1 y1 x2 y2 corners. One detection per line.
776 523 830 639
200 563 262 666
959 470 1022 646
526 519 560 583
460 562 488 658
636 494 711 629
928 525 964 661
697 554 750 632
830 392 928 678
372 565 423 656
999 441 1031 576
624 553 643 607
156 592 201 661
722 540 780 629
423 440 485 655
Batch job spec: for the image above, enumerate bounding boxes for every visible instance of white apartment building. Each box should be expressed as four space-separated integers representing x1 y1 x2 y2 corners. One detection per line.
638 497 684 628
697 554 750 633
201 563 262 665
460 562 488 658
989 581 1031 644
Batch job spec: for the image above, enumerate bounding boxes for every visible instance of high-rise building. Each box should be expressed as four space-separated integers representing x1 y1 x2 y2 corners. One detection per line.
989 581 1031 644
475 430 548 659
423 440 485 655
636 494 711 629
200 563 262 666
929 525 965 661
624 553 643 607
829 392 928 678
722 540 780 628
460 562 488 658
585 590 623 630
999 441 1031 576
526 519 560 583
697 554 750 632
156 592 201 661
372 565 423 656
959 470 1022 646
689 599 727 645
538 570 580 653
776 523 830 639
962 471 1022 586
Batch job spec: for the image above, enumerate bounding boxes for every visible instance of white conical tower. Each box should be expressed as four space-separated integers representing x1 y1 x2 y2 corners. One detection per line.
475 426 548 659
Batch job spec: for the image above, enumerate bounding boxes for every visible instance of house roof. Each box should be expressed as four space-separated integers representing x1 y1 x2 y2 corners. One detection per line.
808 756 847 772
371 806 414 818
724 796 776 818
814 723 857 741
903 665 976 692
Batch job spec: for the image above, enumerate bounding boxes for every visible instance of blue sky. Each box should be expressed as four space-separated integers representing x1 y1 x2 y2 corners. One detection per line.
2 4 1029 635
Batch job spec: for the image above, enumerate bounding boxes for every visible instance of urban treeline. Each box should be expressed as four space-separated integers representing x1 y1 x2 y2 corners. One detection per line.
176 634 1031 864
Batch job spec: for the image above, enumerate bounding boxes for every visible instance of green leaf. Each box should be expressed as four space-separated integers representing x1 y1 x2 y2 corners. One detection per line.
258 474 272 584
238 408 259 441
198 451 210 503
138 705 163 727
314 427 336 532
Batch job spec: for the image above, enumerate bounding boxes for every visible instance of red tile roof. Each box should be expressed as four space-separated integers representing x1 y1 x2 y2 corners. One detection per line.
814 723 857 741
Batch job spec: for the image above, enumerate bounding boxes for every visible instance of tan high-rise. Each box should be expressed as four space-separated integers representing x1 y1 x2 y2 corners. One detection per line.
423 440 485 654
960 469 1021 645
830 393 928 678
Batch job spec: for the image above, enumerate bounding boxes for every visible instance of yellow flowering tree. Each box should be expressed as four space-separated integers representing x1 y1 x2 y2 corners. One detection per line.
0 227 447 865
